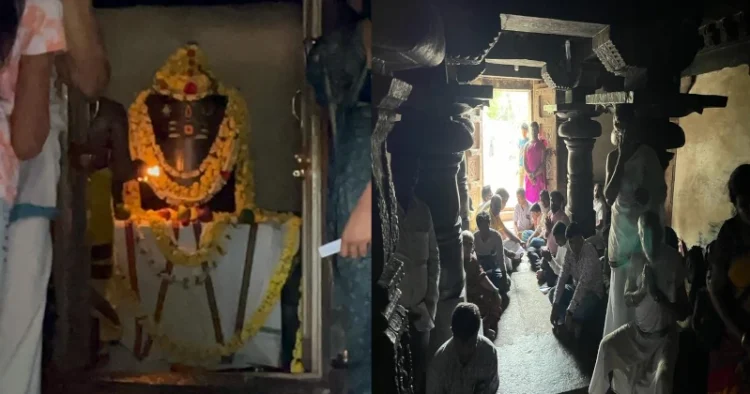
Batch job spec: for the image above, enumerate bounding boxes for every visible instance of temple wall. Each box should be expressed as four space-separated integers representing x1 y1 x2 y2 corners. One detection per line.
672 65 750 246
96 4 304 212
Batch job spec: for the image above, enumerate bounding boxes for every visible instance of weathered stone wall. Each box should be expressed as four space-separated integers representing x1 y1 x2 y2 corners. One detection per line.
96 4 304 212
672 65 750 246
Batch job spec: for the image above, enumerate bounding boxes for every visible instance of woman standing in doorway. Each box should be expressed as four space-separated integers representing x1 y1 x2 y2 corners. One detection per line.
523 122 546 203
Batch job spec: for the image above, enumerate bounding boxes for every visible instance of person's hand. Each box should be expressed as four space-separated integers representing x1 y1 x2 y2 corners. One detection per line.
541 249 552 261
550 304 559 325
340 201 371 258
545 216 553 231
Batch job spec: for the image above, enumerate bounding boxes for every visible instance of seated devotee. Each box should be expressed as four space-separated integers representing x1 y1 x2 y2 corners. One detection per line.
539 189 551 218
522 203 546 246
589 212 689 394
461 231 503 340
426 302 499 394
495 187 510 206
474 211 511 294
537 221 568 288
524 203 548 269
543 191 570 268
393 159 440 394
488 195 524 270
550 222 604 340
469 185 494 232
514 188 534 236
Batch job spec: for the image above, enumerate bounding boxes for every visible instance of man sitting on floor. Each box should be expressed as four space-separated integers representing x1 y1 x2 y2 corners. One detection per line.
514 187 534 238
550 222 605 340
462 230 503 340
538 221 568 289
588 212 689 394
474 211 511 294
427 302 500 394
524 203 547 269
488 195 524 270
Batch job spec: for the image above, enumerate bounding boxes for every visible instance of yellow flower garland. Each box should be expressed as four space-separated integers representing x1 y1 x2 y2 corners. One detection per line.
124 44 255 212
111 215 302 365
147 215 232 268
112 44 304 367
290 279 305 373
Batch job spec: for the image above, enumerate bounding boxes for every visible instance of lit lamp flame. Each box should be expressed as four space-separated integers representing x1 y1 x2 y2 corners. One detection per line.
138 166 161 182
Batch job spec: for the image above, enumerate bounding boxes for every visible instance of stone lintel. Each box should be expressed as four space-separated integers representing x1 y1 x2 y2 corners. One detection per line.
500 14 607 38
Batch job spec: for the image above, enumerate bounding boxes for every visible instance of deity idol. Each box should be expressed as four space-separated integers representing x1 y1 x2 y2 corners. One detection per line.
122 43 254 223
79 44 303 371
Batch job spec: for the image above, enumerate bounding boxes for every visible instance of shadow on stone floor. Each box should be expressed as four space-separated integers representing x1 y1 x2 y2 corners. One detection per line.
495 260 600 394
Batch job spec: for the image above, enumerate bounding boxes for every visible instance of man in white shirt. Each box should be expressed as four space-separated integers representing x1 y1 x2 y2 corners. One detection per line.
514 188 533 236
540 221 568 289
550 222 605 339
474 211 510 294
589 212 689 394
426 302 499 394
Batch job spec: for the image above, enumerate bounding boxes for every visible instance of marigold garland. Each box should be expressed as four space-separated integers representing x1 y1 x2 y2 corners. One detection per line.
290 278 305 373
125 44 255 211
146 215 233 268
111 215 302 365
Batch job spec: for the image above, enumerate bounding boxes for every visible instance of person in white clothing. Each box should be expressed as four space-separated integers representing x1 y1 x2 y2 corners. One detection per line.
550 222 604 338
601 125 668 392
474 211 510 294
539 221 568 289
514 188 533 236
0 2 109 393
589 212 689 394
426 302 499 394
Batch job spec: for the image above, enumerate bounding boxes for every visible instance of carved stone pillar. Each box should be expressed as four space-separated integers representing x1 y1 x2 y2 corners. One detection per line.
387 66 480 358
372 74 413 394
542 64 603 237
558 114 601 237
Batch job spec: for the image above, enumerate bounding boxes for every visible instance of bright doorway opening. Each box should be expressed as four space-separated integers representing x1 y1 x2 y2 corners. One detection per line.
481 89 532 209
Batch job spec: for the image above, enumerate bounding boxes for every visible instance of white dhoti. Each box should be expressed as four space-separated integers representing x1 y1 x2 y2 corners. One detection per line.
0 218 52 394
589 323 679 394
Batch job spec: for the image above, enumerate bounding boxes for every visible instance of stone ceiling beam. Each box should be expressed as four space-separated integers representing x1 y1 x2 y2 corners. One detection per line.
482 64 542 80
500 14 606 38
485 31 592 68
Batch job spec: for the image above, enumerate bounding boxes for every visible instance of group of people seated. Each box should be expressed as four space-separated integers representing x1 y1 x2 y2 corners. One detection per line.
395 160 750 394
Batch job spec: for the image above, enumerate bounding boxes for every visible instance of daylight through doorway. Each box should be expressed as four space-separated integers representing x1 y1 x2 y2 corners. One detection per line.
481 89 532 208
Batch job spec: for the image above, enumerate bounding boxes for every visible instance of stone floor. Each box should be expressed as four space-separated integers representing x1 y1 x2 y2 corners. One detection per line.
495 260 592 394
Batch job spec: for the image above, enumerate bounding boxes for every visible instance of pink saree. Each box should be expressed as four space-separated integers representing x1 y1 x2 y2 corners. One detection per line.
524 140 546 203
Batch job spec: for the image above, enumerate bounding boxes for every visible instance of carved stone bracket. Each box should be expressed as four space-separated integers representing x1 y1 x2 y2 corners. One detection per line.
592 21 703 91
